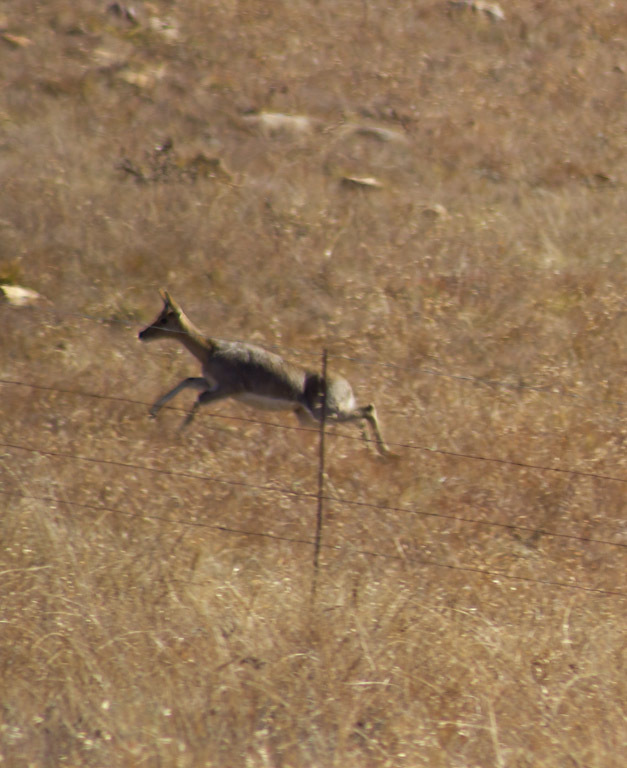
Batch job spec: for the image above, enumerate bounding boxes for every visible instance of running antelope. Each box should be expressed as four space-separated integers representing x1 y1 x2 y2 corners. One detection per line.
138 290 392 456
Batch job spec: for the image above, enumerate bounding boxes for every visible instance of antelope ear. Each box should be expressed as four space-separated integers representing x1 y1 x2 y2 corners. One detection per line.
160 289 182 315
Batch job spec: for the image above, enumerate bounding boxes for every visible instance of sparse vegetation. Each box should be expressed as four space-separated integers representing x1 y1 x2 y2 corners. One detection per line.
1 1 626 766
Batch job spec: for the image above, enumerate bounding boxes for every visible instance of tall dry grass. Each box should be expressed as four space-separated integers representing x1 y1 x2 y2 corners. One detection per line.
1 1 626 766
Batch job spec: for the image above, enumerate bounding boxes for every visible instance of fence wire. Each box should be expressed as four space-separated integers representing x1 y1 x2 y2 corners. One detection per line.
2 489 624 599
2 378 626 487
3 302 626 603
1 438 625 551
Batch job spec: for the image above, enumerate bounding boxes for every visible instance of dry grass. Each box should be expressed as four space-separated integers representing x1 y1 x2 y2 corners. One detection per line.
1 1 626 765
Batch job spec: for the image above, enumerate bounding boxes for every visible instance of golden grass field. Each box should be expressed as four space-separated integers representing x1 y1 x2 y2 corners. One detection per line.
1 1 626 765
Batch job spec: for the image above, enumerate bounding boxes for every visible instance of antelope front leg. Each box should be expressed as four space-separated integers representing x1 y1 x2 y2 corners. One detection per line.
179 385 239 431
149 377 210 419
180 400 201 430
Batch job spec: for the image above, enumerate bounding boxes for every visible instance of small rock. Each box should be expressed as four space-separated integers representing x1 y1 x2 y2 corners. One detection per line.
449 1 505 22
421 203 450 219
242 112 318 138
1 32 33 47
107 2 139 26
0 284 48 307
341 175 383 189
344 123 409 145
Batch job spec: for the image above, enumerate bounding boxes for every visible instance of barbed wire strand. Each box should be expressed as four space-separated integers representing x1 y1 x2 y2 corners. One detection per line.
3 489 624 599
0 439 310 502
2 439 625 550
5 301 627 410
2 377 626 488
5 306 625 603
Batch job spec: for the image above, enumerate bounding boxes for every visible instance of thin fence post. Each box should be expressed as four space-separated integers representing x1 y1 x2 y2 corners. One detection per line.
311 348 328 600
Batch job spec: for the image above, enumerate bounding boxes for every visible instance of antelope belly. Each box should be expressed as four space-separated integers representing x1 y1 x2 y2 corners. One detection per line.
235 392 297 411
